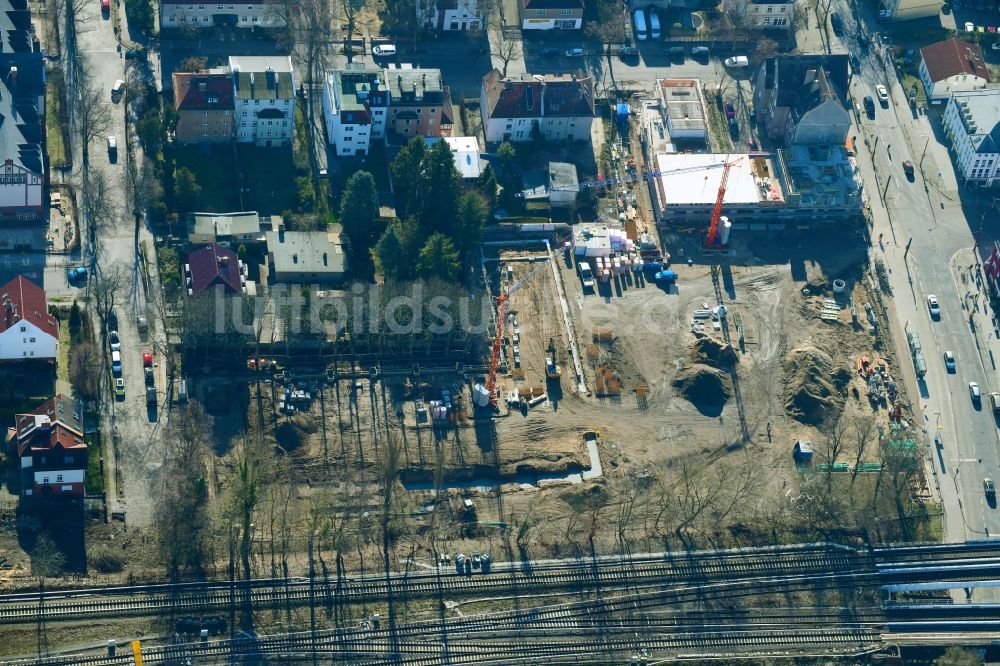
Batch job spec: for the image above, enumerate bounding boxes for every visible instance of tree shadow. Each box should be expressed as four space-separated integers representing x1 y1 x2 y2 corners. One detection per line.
16 501 87 576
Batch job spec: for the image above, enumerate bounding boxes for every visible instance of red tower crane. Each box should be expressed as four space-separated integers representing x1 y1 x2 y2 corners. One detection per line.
705 158 742 248
486 259 550 407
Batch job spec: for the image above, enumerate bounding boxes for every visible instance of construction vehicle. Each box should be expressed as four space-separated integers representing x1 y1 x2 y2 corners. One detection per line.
545 338 561 379
486 260 551 407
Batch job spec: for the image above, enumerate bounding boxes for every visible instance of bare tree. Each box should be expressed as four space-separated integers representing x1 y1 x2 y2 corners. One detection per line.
586 2 628 89
849 414 879 485
68 342 101 400
224 434 275 584
340 0 367 62
490 31 522 78
816 415 850 492
88 262 129 330
83 167 116 237
75 74 113 164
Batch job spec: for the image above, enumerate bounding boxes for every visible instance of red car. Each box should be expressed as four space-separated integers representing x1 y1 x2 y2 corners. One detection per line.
143 350 153 367
724 103 736 119
101 0 109 10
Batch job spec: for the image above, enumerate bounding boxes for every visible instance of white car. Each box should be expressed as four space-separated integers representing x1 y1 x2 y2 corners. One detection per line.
875 84 889 105
372 44 396 57
970 381 981 402
966 21 975 32
724 55 749 67
944 351 956 372
564 48 584 57
109 330 121 352
993 42 1000 51
927 294 941 318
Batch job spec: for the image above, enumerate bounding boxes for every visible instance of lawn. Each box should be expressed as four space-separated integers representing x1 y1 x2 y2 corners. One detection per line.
901 73 926 106
84 433 103 495
237 145 300 214
170 143 241 212
45 68 69 168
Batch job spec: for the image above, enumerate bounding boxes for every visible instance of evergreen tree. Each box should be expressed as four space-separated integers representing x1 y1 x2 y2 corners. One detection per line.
414 140 461 237
476 163 498 213
173 167 201 211
390 137 426 219
497 140 516 175
455 191 487 257
417 233 460 282
68 300 82 343
339 171 381 260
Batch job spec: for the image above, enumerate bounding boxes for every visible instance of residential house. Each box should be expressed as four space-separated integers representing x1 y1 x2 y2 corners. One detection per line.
185 243 247 295
919 39 989 102
172 69 234 143
265 223 347 283
386 69 454 142
0 0 46 224
480 69 594 143
943 89 1000 187
188 211 269 245
160 0 287 30
518 0 582 29
229 56 295 147
424 136 484 179
0 275 57 361
322 66 389 157
8 394 86 499
753 54 850 145
877 0 942 21
656 79 708 142
418 0 482 30
724 0 795 30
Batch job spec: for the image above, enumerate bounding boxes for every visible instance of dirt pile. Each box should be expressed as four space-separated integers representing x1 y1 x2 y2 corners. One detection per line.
693 334 739 368
783 346 847 425
672 364 732 414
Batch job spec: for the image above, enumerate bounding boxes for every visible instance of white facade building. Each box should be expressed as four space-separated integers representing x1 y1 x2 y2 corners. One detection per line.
943 90 1000 188
418 0 482 30
480 69 595 144
0 276 57 362
919 39 990 101
229 56 296 147
724 0 795 30
160 0 287 29
322 66 389 157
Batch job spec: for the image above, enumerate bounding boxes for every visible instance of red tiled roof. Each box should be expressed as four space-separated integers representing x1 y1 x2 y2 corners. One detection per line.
173 72 235 112
0 275 57 339
482 69 594 120
920 39 990 84
187 243 243 295
11 394 84 457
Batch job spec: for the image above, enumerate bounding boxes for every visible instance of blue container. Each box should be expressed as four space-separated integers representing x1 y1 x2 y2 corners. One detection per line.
654 270 677 283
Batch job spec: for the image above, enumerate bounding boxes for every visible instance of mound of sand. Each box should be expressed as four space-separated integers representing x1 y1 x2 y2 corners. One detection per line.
783 346 846 425
693 334 739 368
673 364 732 413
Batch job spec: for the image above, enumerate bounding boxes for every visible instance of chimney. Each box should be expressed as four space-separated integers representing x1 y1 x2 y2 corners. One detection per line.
198 81 207 93
398 74 402 91
9 66 17 88
266 67 276 86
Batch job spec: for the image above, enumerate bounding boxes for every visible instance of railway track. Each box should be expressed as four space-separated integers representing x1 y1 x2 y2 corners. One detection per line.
0 547 866 624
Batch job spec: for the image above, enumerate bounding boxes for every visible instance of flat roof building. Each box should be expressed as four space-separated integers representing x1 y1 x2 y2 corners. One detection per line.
656 79 708 142
266 224 347 283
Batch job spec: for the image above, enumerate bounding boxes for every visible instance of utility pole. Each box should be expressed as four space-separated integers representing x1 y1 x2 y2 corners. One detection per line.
905 237 912 256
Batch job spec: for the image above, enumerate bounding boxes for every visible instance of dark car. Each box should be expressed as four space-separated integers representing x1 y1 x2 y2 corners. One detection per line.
902 160 915 181
724 103 736 119
619 45 639 59
863 95 876 118
850 54 861 71
124 48 145 61
540 47 561 57
728 117 739 139
831 12 844 35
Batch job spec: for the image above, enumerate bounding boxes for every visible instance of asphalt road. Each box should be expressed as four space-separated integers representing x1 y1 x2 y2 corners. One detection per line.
70 1 169 525
844 0 1000 546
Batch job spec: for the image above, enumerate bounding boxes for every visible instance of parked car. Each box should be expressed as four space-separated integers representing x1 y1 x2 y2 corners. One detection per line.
831 12 844 35
372 44 396 57
564 48 584 57
115 378 125 399
112 350 122 376
619 45 639 59
67 266 88 283
109 330 121 352
146 386 157 407
850 54 861 71
724 103 736 119
101 0 109 11
111 79 124 101
863 95 876 118
944 350 956 372
690 46 710 56
902 160 915 181
541 47 561 57
927 294 941 319
579 262 595 290
666 46 686 56
724 55 749 67
970 381 982 403
875 84 889 106
107 135 117 162
143 350 153 366
144 367 154 387
986 478 996 499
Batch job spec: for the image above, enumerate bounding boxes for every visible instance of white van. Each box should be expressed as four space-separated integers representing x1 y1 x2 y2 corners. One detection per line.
648 10 661 40
633 9 647 41
372 44 396 57
724 55 749 68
